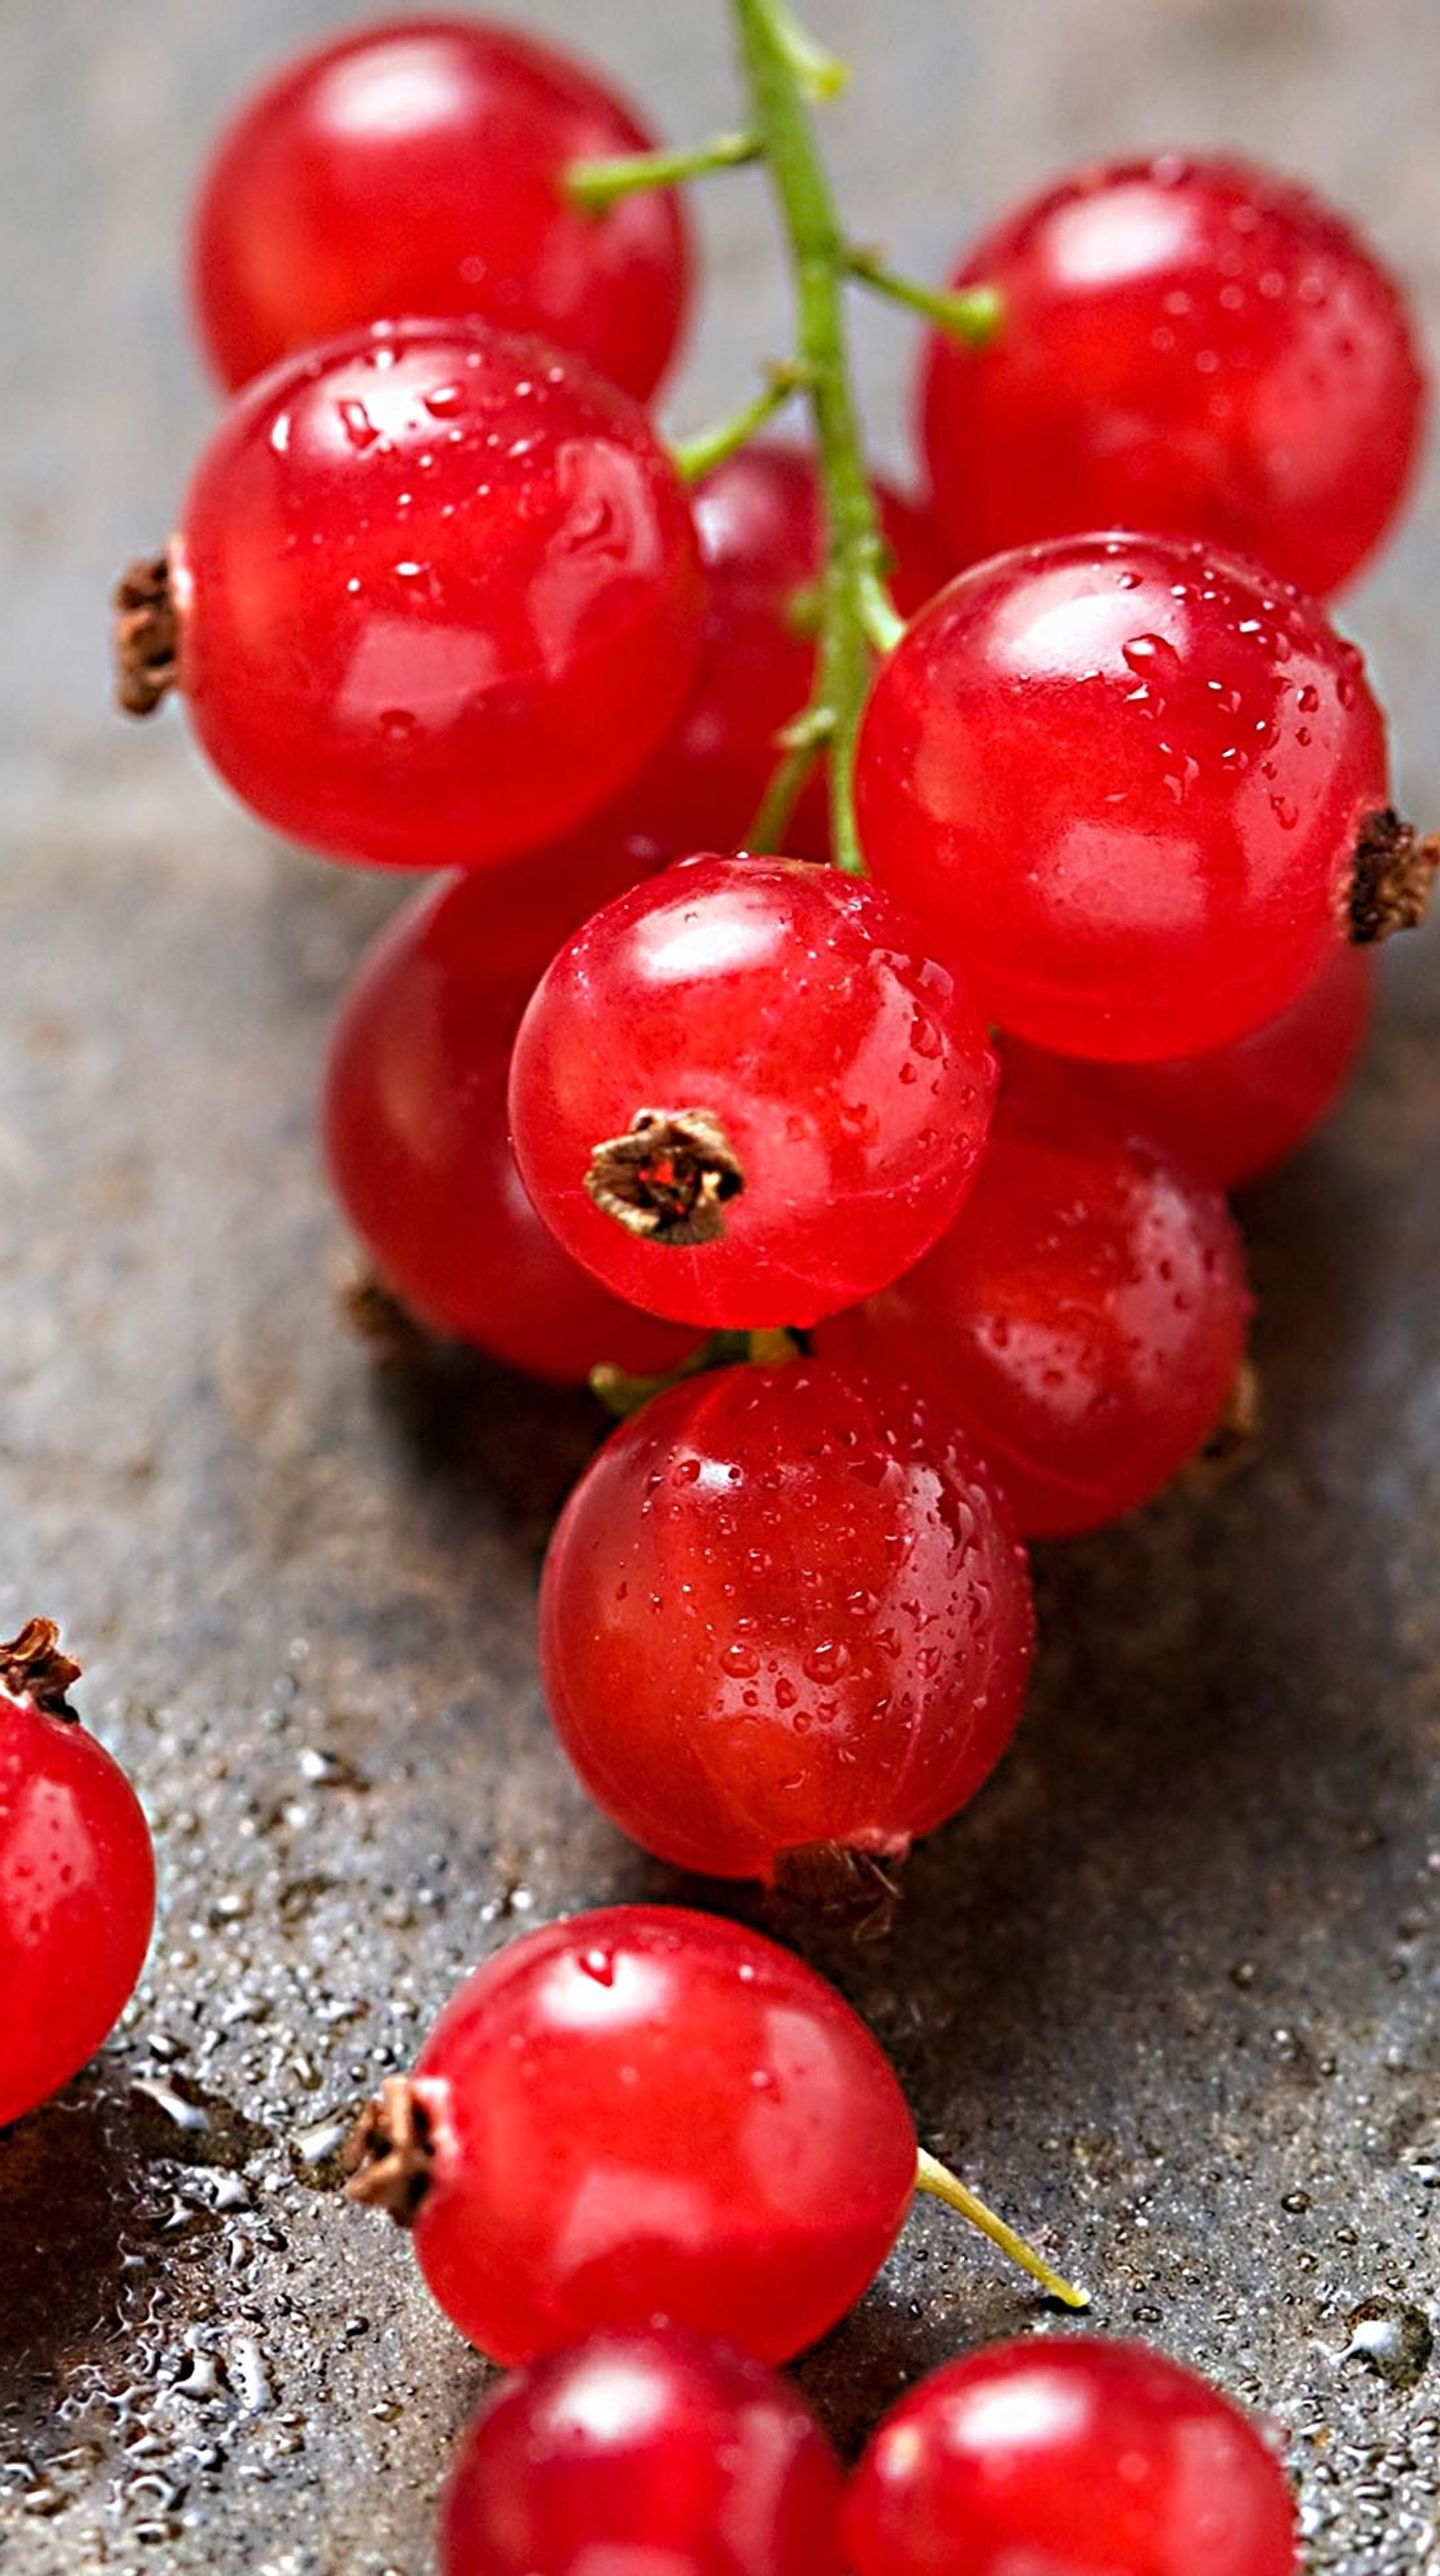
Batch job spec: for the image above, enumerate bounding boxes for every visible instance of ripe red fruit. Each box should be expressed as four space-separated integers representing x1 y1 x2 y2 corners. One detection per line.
323 865 694 1381
539 1359 1033 1880
0 1623 156 2129
628 442 952 859
856 531 1392 1061
922 153 1426 597
348 1905 919 2365
842 2335 1300 2576
822 1056 1251 1539
508 854 997 1330
191 18 691 401
135 320 705 872
438 2326 845 2576
1008 944 1374 1193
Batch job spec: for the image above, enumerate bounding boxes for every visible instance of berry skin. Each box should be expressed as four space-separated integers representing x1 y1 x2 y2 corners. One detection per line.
191 18 690 401
354 1906 919 2366
822 1055 1251 1539
856 531 1390 1062
922 153 1426 597
438 2326 844 2576
508 854 997 1330
0 1626 156 2129
842 2335 1300 2576
163 320 705 872
323 864 695 1381
1009 943 1374 1193
630 442 952 859
539 1359 1033 1880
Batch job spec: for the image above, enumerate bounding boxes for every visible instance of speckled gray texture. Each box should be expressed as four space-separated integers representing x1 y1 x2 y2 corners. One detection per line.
2 3 1438 2569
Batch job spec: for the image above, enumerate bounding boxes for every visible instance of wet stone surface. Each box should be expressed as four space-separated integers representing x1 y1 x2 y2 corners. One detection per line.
4 0 1440 2569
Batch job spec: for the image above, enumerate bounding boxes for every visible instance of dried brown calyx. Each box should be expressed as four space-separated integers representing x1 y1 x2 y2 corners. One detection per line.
0 1618 82 1719
585 1108 745 1248
1184 1355 1261 1494
1347 808 1439 945
771 1841 902 1943
343 2076 435 2227
113 552 179 717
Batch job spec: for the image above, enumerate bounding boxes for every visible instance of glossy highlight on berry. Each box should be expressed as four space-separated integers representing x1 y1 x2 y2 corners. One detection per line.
191 17 692 400
153 319 706 871
857 530 1390 1060
922 152 1426 597
438 2326 845 2576
843 2335 1300 2576
508 854 997 1328
540 1358 1034 1879
824 1055 1252 1538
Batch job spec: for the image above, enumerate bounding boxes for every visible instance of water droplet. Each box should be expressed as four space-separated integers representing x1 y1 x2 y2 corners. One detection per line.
1343 2299 1435 2389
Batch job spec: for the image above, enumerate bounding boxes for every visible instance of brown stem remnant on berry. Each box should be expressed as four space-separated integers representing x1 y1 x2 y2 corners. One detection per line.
0 1618 82 1719
1347 808 1439 944
771 1841 902 1943
1184 1355 1260 1494
338 1265 430 1369
343 2076 435 2228
586 1108 745 1248
113 552 179 717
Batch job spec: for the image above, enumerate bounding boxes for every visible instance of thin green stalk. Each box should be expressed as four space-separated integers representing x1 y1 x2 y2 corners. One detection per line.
846 247 1004 348
672 364 809 485
730 0 893 875
914 2150 1089 2309
568 129 762 211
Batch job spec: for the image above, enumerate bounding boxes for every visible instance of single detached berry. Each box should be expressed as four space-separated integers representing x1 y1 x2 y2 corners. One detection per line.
438 2326 845 2576
856 530 1417 1063
627 440 950 859
324 866 695 1381
0 1622 156 2129
843 2335 1300 2576
114 320 705 872
540 1359 1033 1880
922 152 1426 597
508 854 997 1329
823 1055 1251 1539
345 1905 1081 2365
1009 943 1374 1192
191 17 691 400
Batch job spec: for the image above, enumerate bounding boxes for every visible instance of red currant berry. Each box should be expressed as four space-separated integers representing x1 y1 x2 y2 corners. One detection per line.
191 18 691 401
630 442 951 859
438 2326 844 2576
130 321 705 872
539 1359 1033 1880
822 1055 1251 1539
857 532 1391 1061
508 855 997 1330
348 1905 919 2365
0 1623 156 2129
842 2335 1299 2576
922 153 1426 597
324 866 695 1381
1009 943 1374 1193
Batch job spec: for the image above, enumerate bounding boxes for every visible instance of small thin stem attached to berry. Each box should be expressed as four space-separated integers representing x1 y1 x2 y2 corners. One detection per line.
746 701 833 850
915 2147 1091 2310
845 247 1004 349
590 1330 752 1421
672 363 811 485
567 128 764 211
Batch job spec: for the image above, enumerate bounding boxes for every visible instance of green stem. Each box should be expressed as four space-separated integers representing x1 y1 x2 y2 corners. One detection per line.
914 2149 1090 2310
846 248 1004 348
672 364 809 485
568 129 763 211
730 0 892 877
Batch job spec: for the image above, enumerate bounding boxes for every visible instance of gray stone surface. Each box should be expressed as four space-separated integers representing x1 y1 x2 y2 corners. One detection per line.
2 2 1438 2569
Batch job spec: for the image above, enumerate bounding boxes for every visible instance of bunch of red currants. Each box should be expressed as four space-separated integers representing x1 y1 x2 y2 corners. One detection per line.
66 0 1440 2565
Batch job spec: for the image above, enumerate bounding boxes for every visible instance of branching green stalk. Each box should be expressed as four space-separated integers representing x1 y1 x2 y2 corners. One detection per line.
568 129 762 211
730 0 894 875
846 247 1004 348
672 363 810 485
